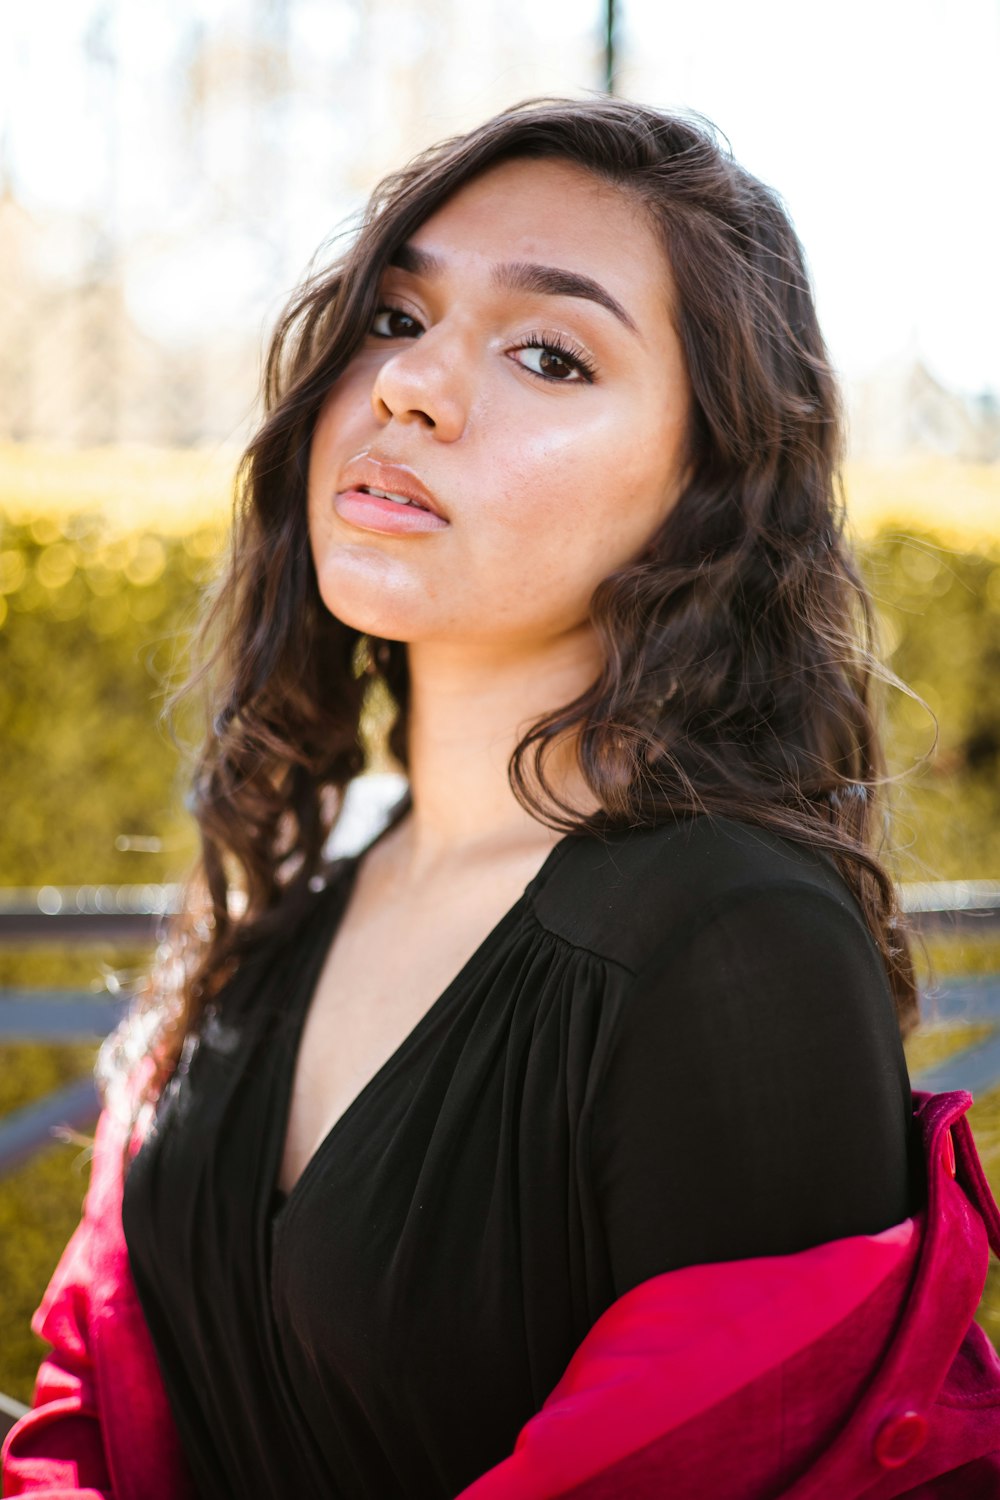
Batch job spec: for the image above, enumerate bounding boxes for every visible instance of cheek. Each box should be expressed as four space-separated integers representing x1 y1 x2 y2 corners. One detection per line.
480 403 612 517
309 383 352 473
463 464 623 630
308 361 376 471
576 394 687 551
481 397 673 565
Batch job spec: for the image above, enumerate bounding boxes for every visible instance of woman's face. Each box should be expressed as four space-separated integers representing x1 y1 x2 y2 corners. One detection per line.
307 155 692 653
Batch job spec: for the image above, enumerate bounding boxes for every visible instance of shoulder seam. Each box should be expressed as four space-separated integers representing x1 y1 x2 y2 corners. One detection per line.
522 898 637 977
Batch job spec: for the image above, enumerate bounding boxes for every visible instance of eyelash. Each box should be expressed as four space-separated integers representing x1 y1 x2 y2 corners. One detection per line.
369 303 598 384
516 328 598 384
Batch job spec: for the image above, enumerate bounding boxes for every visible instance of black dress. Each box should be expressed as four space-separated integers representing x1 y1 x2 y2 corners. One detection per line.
121 799 917 1500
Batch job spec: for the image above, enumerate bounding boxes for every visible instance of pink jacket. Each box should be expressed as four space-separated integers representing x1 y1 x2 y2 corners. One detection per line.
5 1085 1000 1499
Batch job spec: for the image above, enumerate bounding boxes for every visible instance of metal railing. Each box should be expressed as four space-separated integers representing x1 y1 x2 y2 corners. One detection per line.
1 1390 29 1441
1 882 181 945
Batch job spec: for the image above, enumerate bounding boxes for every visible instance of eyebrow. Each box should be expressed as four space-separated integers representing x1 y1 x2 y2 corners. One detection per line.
387 241 639 336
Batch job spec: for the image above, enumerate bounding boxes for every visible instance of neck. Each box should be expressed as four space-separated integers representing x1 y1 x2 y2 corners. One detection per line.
380 624 604 877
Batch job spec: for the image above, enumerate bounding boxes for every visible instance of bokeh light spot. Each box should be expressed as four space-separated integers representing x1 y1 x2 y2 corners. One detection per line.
123 535 167 587
0 550 27 594
35 542 78 590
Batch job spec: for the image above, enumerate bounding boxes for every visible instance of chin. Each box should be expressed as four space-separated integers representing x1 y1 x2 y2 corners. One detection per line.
312 583 410 645
317 592 385 637
310 554 382 627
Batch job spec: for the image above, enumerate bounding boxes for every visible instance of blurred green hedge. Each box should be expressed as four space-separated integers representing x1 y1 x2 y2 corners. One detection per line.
1 510 1000 1404
864 529 1000 881
0 513 212 890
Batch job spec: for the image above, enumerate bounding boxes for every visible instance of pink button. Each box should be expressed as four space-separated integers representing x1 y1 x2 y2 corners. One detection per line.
874 1410 928 1468
943 1129 956 1178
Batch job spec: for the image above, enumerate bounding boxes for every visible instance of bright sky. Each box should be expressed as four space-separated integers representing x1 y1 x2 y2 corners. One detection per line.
2 0 998 397
621 0 1000 396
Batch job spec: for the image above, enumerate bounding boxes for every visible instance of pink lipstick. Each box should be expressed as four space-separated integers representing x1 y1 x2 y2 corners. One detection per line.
333 488 449 534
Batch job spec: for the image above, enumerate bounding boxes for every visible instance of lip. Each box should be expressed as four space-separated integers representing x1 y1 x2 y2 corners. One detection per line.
336 457 449 522
333 489 449 534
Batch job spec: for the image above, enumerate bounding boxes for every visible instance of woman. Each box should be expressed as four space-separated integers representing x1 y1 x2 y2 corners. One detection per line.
5 95 1000 1500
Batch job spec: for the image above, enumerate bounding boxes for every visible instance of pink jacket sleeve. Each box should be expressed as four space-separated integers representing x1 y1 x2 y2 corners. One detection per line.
1 1074 194 1500
2 1211 116 1499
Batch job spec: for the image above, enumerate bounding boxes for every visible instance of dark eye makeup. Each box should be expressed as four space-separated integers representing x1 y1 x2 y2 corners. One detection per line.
368 303 597 385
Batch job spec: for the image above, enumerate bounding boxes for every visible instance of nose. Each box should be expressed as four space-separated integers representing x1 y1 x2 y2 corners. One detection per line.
369 325 469 441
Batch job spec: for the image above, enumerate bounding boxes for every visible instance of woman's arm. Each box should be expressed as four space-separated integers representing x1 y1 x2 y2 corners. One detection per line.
588 878 915 1296
455 884 992 1500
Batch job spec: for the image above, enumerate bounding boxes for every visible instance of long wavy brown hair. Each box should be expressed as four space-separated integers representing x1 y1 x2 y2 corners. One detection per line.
100 93 919 1134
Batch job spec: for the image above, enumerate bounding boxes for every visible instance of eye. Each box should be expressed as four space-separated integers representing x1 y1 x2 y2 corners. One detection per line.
511 332 597 384
369 303 597 385
370 304 422 339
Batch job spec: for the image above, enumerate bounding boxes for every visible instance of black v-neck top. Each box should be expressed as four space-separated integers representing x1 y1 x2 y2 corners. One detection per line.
121 802 917 1500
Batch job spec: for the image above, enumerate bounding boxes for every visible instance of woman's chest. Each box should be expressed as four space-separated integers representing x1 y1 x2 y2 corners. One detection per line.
268 968 609 1417
277 857 562 1200
129 906 623 1488
277 906 501 1198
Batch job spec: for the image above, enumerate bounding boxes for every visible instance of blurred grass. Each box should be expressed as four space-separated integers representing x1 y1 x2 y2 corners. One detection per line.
1 443 1000 1406
918 936 1000 982
903 1020 997 1077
